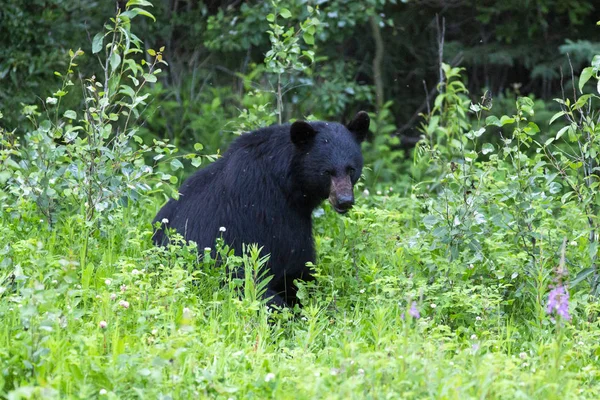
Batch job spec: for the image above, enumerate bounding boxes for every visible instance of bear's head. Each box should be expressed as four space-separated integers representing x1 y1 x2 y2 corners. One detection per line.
290 111 370 214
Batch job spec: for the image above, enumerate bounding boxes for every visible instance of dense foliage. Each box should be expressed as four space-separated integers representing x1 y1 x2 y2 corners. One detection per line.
1 1 600 398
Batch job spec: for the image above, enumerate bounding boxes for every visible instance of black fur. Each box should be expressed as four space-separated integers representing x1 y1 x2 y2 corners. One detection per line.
153 112 370 307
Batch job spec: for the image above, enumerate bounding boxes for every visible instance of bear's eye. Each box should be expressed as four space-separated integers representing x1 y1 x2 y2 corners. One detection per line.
346 166 356 175
322 170 334 177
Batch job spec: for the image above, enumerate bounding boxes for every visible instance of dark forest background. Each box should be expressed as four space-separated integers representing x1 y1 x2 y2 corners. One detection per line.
1 0 598 152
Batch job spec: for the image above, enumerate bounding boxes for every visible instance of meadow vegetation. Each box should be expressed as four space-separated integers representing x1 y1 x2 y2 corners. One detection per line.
1 1 600 399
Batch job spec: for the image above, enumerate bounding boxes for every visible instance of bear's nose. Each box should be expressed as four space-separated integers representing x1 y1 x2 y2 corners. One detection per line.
335 194 354 213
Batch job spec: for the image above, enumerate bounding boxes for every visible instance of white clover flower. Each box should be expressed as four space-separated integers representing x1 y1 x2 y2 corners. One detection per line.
519 352 527 360
475 316 482 321
131 269 140 276
99 389 107 395
119 300 130 309
265 372 275 382
152 329 158 335
105 279 111 285
219 226 226 232
359 289 365 294
430 303 437 309
120 284 127 292
110 293 117 301
161 218 169 224
362 189 370 197
376 190 382 195
470 334 477 340
99 321 107 329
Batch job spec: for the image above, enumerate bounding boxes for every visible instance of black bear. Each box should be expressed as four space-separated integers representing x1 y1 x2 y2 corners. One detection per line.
153 111 370 307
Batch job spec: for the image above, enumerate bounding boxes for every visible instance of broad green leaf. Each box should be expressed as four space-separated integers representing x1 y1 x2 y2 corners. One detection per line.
63 110 77 120
303 32 314 45
549 110 565 125
280 8 292 19
143 73 157 83
482 143 494 155
170 159 184 171
571 267 595 287
126 0 153 7
555 125 569 140
592 55 600 70
92 33 104 54
500 115 515 126
130 7 155 21
579 67 593 93
266 13 275 22
523 122 539 135
194 143 204 151
485 115 501 127
110 52 121 72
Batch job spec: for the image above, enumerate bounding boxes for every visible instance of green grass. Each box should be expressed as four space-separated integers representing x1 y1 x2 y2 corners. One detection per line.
1 194 600 399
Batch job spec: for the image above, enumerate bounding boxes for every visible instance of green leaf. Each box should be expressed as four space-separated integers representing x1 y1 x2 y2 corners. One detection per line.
592 55 600 70
191 157 202 167
63 110 77 120
555 125 569 140
92 33 104 54
143 73 157 83
573 94 592 110
549 111 565 125
194 143 204 151
130 7 156 21
500 116 515 126
303 32 314 45
571 267 595 287
579 67 593 93
280 8 292 19
482 143 494 155
126 0 153 7
110 52 121 72
170 159 184 171
485 115 501 127
266 13 275 22
523 122 539 136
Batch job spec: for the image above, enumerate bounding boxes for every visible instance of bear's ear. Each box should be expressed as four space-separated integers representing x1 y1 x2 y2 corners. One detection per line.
346 111 370 143
290 120 317 147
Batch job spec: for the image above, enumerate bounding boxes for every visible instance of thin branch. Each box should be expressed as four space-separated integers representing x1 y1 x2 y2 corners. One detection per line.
436 14 446 91
369 16 385 111
423 79 431 116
